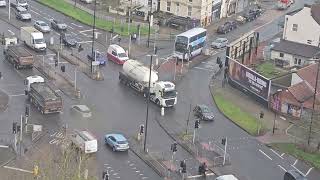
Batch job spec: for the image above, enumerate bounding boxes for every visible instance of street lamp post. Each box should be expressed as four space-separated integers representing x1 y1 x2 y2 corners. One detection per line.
147 11 151 48
143 54 157 153
90 0 97 74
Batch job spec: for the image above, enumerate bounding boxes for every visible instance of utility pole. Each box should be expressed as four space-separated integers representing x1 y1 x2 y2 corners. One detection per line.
308 61 320 145
147 12 152 48
186 104 192 135
128 0 132 56
8 0 11 21
143 54 156 153
193 119 200 144
91 0 97 74
74 67 77 92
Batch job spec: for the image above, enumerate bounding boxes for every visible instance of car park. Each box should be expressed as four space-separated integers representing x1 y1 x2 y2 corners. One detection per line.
193 104 215 121
15 6 31 21
0 0 7 7
106 44 129 65
34 21 50 33
104 134 129 152
70 105 92 118
62 33 77 47
217 21 237 34
211 38 228 49
87 51 107 65
50 19 67 31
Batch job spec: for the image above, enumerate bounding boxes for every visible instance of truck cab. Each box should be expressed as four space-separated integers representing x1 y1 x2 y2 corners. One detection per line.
25 75 44 91
151 81 177 107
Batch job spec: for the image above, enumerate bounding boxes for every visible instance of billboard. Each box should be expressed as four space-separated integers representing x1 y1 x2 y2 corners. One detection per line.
228 59 271 100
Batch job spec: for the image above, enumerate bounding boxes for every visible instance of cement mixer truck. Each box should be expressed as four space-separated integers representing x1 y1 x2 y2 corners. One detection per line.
119 60 177 107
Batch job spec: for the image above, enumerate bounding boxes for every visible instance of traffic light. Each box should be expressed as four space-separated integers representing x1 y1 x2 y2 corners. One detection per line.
180 160 187 173
54 59 58 67
260 111 264 119
61 65 65 72
33 165 39 177
154 46 158 54
0 72 2 79
12 122 17 134
139 124 144 134
221 138 226 146
171 142 177 152
195 120 200 129
25 105 30 117
102 170 109 180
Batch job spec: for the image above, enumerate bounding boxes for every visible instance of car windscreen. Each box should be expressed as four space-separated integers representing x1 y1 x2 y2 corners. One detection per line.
117 141 127 144
39 22 47 26
118 53 127 58
201 107 210 113
19 0 27 3
34 39 45 44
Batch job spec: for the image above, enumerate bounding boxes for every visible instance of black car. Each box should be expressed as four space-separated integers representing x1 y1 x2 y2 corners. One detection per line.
243 8 263 22
217 21 237 34
50 19 67 31
62 34 77 47
193 105 215 121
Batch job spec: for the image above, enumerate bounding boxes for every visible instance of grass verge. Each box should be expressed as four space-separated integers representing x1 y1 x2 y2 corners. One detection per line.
39 0 149 36
213 92 262 136
271 143 320 169
255 61 286 79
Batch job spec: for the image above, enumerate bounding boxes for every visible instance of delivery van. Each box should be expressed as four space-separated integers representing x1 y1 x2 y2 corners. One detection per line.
70 130 98 154
107 44 129 65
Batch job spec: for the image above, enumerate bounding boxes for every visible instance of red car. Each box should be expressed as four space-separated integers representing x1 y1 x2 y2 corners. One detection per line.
106 44 129 65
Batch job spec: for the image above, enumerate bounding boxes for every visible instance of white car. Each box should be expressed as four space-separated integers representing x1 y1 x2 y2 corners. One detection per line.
80 0 93 3
0 0 7 7
211 38 228 49
70 105 92 118
34 21 51 33
215 174 239 180
16 6 31 21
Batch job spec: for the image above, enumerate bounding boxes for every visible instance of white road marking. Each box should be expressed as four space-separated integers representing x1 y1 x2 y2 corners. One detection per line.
77 41 93 44
113 173 118 175
306 167 313 176
139 173 144 176
50 132 57 137
70 23 83 28
9 93 25 97
129 163 135 166
71 32 78 36
68 26 74 30
258 149 272 160
142 177 148 179
3 166 33 173
291 164 305 177
7 30 14 35
293 159 298 166
103 164 109 166
281 153 285 157
278 165 287 172
270 149 284 159
30 9 40 15
79 29 99 33
135 170 140 173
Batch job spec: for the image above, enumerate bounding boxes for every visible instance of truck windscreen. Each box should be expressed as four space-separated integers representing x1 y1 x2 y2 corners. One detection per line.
163 90 177 98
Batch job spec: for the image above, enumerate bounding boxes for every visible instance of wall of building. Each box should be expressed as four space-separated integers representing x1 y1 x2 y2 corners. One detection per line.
271 50 310 67
159 0 212 26
291 73 303 86
220 0 248 18
283 7 320 47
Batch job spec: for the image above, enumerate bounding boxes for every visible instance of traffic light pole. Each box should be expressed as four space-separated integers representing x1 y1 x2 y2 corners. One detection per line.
192 129 196 144
91 0 97 74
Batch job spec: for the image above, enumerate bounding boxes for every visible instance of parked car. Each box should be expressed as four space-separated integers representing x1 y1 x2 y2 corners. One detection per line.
243 8 263 22
34 20 50 33
0 0 7 7
15 6 31 21
62 34 77 47
217 21 237 34
104 133 129 152
70 105 92 118
211 38 228 49
193 104 215 121
235 15 246 24
50 19 67 31
87 51 107 65
80 0 93 3
283 170 308 180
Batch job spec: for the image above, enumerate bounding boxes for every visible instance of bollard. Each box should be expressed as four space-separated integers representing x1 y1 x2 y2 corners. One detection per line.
155 57 158 66
161 107 164 116
94 32 99 39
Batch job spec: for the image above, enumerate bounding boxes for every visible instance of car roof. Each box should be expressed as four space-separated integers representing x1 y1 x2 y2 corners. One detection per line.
16 6 27 11
216 38 227 41
108 44 126 53
73 105 90 111
106 134 127 141
36 20 47 24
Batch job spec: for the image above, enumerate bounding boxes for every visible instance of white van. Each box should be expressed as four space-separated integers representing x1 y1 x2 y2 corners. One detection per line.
70 130 98 154
215 175 239 180
107 44 129 65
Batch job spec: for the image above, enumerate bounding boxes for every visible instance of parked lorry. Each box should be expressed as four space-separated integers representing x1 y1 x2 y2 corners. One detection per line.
25 75 63 114
70 129 98 154
20 26 46 51
277 0 294 10
119 60 177 107
4 43 34 69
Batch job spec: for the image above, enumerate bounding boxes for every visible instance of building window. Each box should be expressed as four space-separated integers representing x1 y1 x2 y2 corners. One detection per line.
167 2 171 12
176 3 180 14
188 6 192 16
298 59 301 65
292 24 298 31
279 52 284 57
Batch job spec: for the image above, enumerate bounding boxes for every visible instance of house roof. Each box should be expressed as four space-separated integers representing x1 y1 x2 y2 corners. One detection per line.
288 81 313 103
272 40 320 58
296 63 320 89
311 4 320 25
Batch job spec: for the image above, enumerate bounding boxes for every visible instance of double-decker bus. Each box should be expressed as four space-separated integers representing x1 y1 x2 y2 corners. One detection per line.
173 28 207 60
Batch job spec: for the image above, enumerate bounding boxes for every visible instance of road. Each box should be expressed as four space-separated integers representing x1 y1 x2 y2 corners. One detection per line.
0 0 318 180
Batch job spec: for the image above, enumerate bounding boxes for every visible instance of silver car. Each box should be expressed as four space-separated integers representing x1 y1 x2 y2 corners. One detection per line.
15 6 31 21
34 21 51 33
70 105 92 118
211 38 228 49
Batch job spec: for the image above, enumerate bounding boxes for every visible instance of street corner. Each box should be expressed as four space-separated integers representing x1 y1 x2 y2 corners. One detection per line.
0 89 9 112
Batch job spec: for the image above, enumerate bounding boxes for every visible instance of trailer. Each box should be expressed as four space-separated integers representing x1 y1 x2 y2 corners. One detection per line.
119 60 177 107
4 45 34 69
28 82 62 114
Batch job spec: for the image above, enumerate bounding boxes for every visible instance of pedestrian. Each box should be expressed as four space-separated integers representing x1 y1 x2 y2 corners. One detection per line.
219 63 223 69
216 56 221 65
